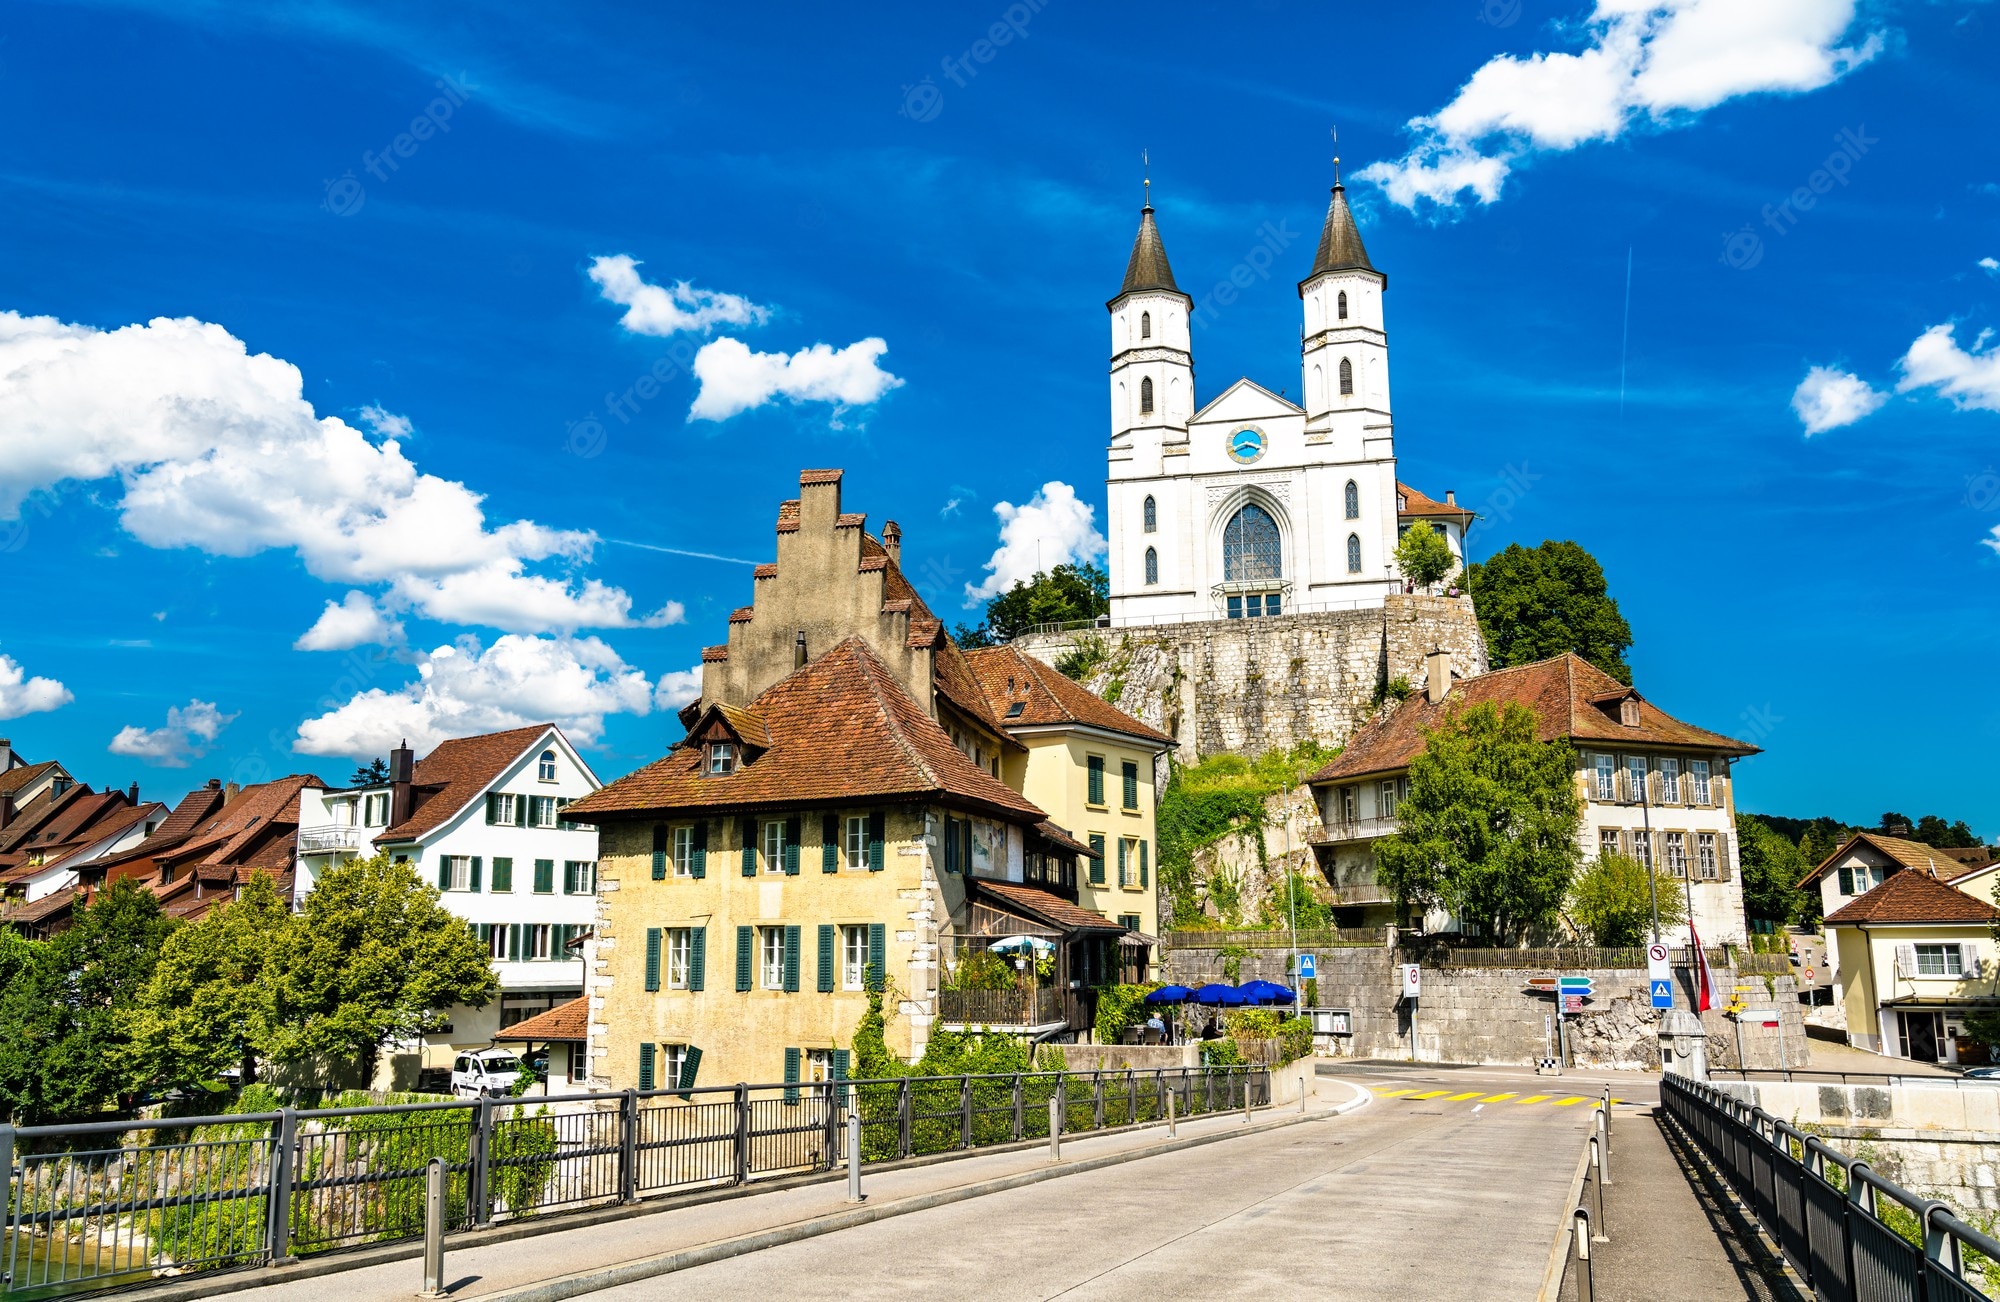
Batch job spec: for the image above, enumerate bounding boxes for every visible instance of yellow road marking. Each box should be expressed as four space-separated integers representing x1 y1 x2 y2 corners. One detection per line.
1552 1096 1590 1106
1479 1092 1518 1103
1408 1090 1450 1099
1517 1094 1553 1104
1445 1091 1484 1101
1374 1088 1413 1097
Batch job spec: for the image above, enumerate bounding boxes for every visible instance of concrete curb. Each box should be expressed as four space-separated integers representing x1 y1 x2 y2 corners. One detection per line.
485 1085 1373 1302
1536 1109 1602 1302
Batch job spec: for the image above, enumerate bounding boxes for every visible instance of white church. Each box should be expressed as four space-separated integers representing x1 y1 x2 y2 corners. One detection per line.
1104 176 1473 625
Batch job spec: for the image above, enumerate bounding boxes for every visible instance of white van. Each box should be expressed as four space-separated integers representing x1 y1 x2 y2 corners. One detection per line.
450 1048 525 1098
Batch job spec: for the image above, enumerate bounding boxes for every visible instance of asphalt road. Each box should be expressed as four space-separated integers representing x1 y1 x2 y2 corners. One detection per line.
580 1065 1613 1301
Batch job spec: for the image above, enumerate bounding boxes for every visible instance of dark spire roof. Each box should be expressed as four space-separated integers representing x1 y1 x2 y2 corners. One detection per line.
1303 183 1381 287
1115 205 1184 300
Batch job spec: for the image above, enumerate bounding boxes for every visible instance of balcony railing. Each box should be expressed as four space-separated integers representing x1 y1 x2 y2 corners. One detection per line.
938 986 1066 1027
297 825 363 854
1311 816 1399 845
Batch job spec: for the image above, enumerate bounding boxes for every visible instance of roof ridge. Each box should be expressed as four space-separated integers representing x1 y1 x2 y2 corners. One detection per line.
847 637 943 790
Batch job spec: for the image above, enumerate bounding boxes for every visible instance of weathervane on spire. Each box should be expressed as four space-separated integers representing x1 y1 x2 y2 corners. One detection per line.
1331 125 1342 187
1142 147 1151 208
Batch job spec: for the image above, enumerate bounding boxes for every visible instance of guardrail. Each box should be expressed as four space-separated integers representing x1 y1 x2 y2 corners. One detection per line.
0 1064 1268 1297
1707 1068 1998 1089
1164 928 1387 950
1660 1073 2000 1300
938 986 1065 1027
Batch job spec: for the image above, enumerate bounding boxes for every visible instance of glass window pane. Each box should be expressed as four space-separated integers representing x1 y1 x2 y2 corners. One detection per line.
1222 505 1282 582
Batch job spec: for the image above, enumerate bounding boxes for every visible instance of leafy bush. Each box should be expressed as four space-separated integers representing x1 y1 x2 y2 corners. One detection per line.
943 948 1020 992
1093 983 1160 1044
1394 523 1457 588
1569 853 1684 946
1156 745 1334 927
1222 1009 1312 1065
1054 634 1110 681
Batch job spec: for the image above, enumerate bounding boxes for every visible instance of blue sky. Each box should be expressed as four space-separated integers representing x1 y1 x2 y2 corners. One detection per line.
1 1 1996 832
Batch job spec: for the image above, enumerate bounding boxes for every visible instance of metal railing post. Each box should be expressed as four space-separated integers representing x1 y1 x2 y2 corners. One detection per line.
266 1107 297 1264
0 1123 15 1279
821 1082 838 1171
1600 1086 1611 1149
619 1089 638 1202
1166 1089 1176 1138
734 1084 752 1184
960 1075 974 1149
1048 1096 1062 1162
845 1114 864 1204
1922 1202 1960 1276
1012 1074 1024 1142
418 1157 447 1298
1243 1069 1252 1124
1595 1105 1613 1185
1571 1207 1594 1302
1590 1136 1608 1240
470 1096 494 1227
897 1079 913 1158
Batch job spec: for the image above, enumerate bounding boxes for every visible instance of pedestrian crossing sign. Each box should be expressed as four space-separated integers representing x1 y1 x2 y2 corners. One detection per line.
1650 979 1674 1009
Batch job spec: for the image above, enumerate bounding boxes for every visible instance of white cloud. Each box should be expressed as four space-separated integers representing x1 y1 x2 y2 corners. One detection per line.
1791 365 1887 434
688 337 903 425
0 311 676 634
295 591 406 651
108 699 237 768
654 667 702 710
1360 0 1882 210
357 404 413 439
0 653 71 720
587 255 771 337
1979 257 1999 277
964 481 1107 606
293 634 657 757
1897 323 2000 414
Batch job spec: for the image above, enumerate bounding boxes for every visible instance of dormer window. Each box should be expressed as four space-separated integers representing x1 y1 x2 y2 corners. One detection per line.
1620 699 1641 727
708 742 737 775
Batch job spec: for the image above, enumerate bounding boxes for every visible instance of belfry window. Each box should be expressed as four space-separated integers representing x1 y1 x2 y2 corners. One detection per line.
1337 291 1348 320
1142 495 1156 533
1338 358 1354 396
1343 480 1359 520
1144 547 1158 585
1346 533 1362 574
1140 311 1151 340
1140 376 1154 415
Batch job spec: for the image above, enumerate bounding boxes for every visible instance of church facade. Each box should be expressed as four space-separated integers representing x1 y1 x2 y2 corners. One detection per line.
1105 178 1472 626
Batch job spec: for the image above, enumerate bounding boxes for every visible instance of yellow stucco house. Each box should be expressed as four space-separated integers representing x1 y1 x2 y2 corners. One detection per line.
1825 866 1999 1065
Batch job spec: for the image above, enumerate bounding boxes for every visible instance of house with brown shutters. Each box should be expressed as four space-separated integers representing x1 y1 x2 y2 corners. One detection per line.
562 469 1160 1096
1305 650 1759 944
1824 869 1999 1064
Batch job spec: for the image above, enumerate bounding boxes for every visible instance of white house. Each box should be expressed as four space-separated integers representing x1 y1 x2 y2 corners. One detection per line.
1104 176 1471 628
294 723 602 1078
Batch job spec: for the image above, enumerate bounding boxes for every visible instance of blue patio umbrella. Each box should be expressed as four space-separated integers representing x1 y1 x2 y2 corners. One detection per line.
1143 984 1194 1005
1238 980 1295 1006
1193 983 1249 1007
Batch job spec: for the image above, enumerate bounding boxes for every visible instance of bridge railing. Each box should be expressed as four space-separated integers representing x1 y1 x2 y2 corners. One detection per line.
0 1064 1268 1298
1659 1073 2000 1301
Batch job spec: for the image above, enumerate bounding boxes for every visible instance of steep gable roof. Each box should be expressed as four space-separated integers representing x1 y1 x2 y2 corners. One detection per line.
1309 653 1758 785
1824 868 2000 926
381 724 561 841
0 760 63 797
975 879 1126 934
1396 481 1474 523
962 644 1172 746
162 775 321 868
491 995 588 1042
564 636 1043 823
1798 832 1976 891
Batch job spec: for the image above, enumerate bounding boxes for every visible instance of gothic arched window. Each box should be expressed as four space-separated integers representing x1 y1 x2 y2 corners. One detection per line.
1338 358 1354 396
1142 495 1157 533
1222 504 1282 582
1144 547 1159 585
1337 291 1348 320
1346 533 1362 574
1140 376 1154 415
1140 311 1151 340
1343 480 1359 520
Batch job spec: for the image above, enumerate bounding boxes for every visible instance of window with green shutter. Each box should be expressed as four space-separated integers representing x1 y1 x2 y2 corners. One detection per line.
437 858 452 891
692 820 708 878
1122 760 1139 810
740 818 757 877
677 1045 701 1099
942 817 958 874
1139 840 1149 888
491 857 513 893
468 856 482 892
785 817 801 875
510 924 525 961
533 859 554 894
782 925 801 993
868 811 884 872
638 1042 655 1091
651 824 667 881
1087 756 1105 806
689 927 706 991
783 1047 801 1105
1117 839 1129 887
817 925 836 993
735 926 754 991
831 1048 850 1103
821 814 838 872
1088 834 1106 886
645 928 662 991
866 923 885 991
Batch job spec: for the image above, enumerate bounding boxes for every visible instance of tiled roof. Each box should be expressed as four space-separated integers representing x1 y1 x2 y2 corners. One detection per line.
39 800 166 870
1304 183 1376 283
708 702 773 750
0 760 62 797
381 724 554 842
799 469 843 486
1824 868 1999 926
836 513 866 529
1799 832 1975 890
81 784 226 876
163 775 322 868
1033 821 1098 859
974 879 1127 934
491 995 589 1042
1309 653 1758 784
702 645 729 662
0 784 90 856
728 606 755 623
963 644 1173 746
1116 205 1182 299
563 636 1045 823
1 884 76 926
0 789 130 867
853 531 1014 742
1396 482 1473 521
753 564 778 580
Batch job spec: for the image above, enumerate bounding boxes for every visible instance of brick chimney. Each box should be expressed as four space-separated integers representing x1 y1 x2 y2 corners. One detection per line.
1445 490 1456 506
0 738 13 771
127 782 140 805
223 781 240 803
882 520 902 564
389 740 415 826
0 792 13 830
1425 648 1452 705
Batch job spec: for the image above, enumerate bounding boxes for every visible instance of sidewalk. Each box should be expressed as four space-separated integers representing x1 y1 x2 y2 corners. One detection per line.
140 1083 1365 1302
1558 1106 1801 1302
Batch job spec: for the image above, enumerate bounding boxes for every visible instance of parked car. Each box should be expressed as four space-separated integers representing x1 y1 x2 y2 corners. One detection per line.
450 1048 525 1097
1961 1066 2000 1083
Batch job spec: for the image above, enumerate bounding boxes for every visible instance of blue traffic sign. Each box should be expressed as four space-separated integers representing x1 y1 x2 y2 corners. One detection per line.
1557 976 1595 993
1297 953 1317 981
1650 979 1674 1009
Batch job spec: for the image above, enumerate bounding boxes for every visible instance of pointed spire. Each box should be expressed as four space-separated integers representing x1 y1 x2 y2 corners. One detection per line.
1117 203 1181 299
1306 180 1378 282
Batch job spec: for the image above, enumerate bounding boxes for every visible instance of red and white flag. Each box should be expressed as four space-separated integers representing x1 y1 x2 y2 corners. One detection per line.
1689 924 1715 1013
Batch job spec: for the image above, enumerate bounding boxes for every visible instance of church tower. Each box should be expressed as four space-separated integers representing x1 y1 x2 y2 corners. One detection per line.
1107 200 1193 446
1298 179 1391 454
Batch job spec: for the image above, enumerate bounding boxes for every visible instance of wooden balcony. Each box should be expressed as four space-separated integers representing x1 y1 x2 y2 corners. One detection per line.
938 986 1067 1029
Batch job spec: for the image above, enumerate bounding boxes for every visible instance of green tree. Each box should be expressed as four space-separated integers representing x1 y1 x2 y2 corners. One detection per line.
1259 870 1334 931
1798 822 1846 873
1375 701 1583 944
262 854 498 1080
1913 814 1979 849
1393 524 1457 589
351 757 390 785
1569 853 1685 947
1736 815 1815 927
133 872 292 1090
1463 540 1635 684
963 563 1109 643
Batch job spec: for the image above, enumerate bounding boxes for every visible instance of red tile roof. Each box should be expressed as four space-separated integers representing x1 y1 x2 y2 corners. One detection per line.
161 775 321 869
974 879 1127 933
1396 481 1473 520
382 724 555 842
799 469 844 486
491 995 589 1042
564 636 1045 823
1824 868 2000 926
1309 653 1758 784
963 645 1173 746
0 760 63 797
1798 832 1969 890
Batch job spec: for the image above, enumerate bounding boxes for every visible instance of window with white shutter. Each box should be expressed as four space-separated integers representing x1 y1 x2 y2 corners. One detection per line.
1894 943 1918 979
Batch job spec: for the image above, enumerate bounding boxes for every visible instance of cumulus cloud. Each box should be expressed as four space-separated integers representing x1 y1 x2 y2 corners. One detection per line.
1979 257 1999 277
293 634 657 757
587 255 770 337
654 667 702 710
0 653 72 720
687 337 903 426
108 699 237 768
1792 365 1887 434
963 481 1107 606
1359 0 1882 210
295 591 406 651
0 311 677 634
1897 323 2000 414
